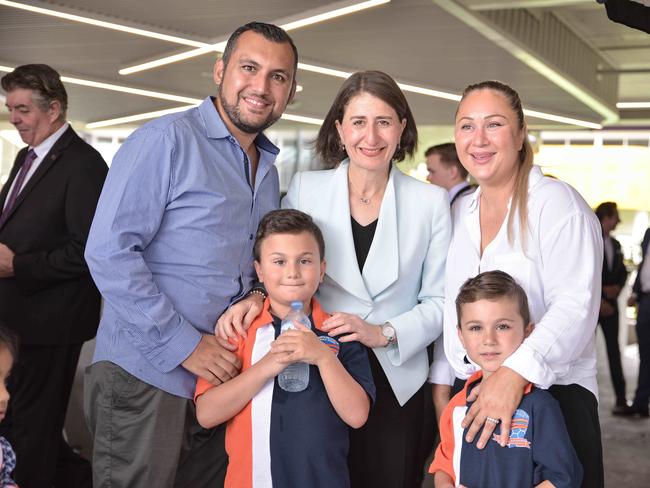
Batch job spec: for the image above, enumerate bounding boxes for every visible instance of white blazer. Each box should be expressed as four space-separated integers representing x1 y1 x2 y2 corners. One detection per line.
282 161 451 405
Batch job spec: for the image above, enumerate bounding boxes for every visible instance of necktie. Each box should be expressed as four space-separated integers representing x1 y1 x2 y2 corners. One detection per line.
0 149 37 226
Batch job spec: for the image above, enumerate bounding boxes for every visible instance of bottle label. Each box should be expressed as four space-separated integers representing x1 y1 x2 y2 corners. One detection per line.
318 336 340 356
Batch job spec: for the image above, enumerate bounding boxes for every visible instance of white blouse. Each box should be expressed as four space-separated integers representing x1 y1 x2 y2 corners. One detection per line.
429 166 603 398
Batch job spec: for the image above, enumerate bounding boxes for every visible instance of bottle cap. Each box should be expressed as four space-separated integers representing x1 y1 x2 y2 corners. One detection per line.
290 301 302 310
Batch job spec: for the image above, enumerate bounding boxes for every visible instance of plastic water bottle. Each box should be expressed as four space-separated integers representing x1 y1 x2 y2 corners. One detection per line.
278 301 312 392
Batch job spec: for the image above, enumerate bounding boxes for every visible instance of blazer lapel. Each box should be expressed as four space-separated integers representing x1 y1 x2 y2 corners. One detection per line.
1 127 74 227
362 166 399 298
322 162 372 302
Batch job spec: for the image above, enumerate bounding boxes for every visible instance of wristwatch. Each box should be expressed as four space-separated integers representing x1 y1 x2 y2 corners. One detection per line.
381 323 397 346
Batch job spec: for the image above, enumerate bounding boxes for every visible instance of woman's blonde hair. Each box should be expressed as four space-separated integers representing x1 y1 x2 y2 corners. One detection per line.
459 80 534 245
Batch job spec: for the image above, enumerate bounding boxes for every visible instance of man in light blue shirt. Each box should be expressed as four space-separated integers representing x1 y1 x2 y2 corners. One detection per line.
84 22 298 488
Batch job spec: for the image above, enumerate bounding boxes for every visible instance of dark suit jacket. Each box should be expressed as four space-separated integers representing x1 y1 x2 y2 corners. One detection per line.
602 235 628 309
0 126 107 345
633 228 650 299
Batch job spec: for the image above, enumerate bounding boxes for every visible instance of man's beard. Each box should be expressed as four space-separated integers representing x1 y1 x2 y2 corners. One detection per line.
219 91 280 134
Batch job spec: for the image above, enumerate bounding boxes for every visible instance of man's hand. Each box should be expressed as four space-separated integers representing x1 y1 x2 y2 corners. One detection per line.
0 243 15 278
462 367 528 449
182 334 241 385
215 293 264 340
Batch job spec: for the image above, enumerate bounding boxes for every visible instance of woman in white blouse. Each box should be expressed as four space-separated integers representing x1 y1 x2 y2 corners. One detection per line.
429 81 603 488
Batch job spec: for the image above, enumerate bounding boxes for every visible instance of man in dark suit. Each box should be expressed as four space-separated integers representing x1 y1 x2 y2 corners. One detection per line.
425 142 474 207
0 64 107 487
621 227 650 417
595 202 629 413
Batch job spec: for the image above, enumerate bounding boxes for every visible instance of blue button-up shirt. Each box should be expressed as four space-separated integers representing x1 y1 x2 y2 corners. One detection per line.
86 97 280 398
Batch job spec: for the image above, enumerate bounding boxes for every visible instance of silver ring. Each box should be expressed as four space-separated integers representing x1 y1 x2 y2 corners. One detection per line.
485 416 500 424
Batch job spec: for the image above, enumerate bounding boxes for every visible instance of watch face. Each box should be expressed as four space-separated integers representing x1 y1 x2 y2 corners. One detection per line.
382 324 395 340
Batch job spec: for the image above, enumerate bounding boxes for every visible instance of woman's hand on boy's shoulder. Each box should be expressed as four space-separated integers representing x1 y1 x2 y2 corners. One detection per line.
215 294 264 340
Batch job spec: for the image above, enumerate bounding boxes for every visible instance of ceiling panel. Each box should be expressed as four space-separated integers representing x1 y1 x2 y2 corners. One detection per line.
1 0 648 129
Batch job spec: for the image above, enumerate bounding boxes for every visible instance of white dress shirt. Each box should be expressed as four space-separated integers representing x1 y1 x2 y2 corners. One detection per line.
3 122 69 210
429 165 603 398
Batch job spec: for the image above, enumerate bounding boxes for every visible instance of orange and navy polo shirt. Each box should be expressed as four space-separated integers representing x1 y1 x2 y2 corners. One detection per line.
195 298 375 488
430 371 583 488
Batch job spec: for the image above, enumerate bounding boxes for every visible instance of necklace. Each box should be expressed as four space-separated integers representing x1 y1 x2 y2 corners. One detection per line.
348 177 385 205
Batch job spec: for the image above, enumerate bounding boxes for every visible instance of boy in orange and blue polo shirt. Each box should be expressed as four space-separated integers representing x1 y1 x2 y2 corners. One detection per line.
195 209 375 488
430 271 582 488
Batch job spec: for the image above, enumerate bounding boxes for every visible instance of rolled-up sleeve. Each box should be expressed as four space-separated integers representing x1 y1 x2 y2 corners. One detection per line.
85 128 201 373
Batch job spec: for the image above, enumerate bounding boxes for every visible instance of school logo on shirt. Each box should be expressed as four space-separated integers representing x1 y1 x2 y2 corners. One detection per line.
319 336 340 356
492 408 531 449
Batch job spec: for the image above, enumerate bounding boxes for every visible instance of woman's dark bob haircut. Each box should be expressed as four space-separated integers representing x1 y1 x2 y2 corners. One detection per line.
315 70 418 168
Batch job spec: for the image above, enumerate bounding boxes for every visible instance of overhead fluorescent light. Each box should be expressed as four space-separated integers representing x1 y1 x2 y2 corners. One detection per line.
0 0 207 47
523 109 602 129
0 65 201 104
86 106 196 129
617 102 650 109
87 107 322 129
120 0 390 75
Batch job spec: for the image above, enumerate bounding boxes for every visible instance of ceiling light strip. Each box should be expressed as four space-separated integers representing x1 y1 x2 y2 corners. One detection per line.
523 109 602 129
617 102 650 109
0 64 201 104
0 65 600 129
0 0 207 47
87 107 322 129
120 0 390 75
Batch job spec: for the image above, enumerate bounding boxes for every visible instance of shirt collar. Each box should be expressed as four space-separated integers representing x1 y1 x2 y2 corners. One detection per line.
31 122 69 159
467 165 545 214
249 297 330 333
199 96 279 156
448 181 469 201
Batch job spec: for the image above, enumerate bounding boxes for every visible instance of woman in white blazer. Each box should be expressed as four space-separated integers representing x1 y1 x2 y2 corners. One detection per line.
283 71 450 488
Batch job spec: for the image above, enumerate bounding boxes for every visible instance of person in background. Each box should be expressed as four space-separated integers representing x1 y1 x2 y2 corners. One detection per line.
620 227 650 417
594 201 629 413
429 80 604 488
0 64 107 488
83 22 297 488
425 142 474 207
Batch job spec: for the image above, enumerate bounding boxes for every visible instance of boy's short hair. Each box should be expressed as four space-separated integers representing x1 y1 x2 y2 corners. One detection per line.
455 270 530 327
254 209 325 261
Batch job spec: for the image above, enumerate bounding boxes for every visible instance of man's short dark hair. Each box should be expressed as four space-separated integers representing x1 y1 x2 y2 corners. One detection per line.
254 209 325 261
221 21 298 83
425 142 468 179
455 270 530 327
1 64 68 119
595 201 618 222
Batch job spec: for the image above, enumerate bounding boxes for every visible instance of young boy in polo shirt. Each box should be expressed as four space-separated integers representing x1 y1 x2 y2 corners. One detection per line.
195 209 375 488
430 271 582 488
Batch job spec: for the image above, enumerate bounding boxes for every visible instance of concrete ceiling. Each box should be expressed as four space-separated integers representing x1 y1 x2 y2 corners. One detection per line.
0 0 648 130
